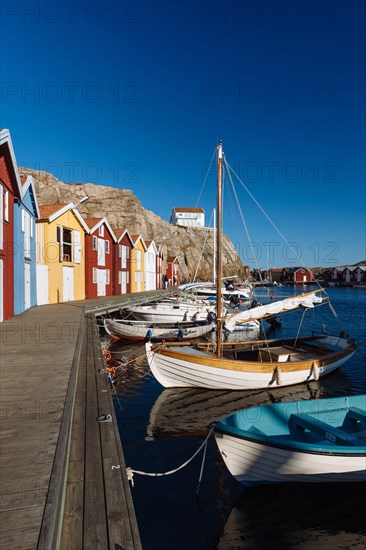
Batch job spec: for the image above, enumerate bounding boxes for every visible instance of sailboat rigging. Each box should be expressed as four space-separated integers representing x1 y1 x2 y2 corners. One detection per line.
145 143 356 390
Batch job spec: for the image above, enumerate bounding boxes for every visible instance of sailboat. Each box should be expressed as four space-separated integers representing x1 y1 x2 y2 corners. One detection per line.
145 144 356 390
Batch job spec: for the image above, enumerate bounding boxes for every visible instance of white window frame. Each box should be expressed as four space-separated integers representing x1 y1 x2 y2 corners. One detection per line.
92 235 98 250
4 191 9 222
106 269 110 284
92 267 98 284
99 225 104 237
105 240 110 254
121 245 128 268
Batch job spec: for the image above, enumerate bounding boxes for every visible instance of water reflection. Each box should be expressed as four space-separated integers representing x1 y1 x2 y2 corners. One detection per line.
217 482 366 549
146 383 322 440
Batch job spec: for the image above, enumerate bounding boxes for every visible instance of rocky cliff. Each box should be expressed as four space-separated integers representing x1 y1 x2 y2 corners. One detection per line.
20 167 247 281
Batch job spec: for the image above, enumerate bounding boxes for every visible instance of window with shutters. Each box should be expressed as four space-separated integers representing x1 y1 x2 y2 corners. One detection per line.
105 240 110 254
93 268 97 283
92 236 98 250
56 225 73 262
106 269 110 284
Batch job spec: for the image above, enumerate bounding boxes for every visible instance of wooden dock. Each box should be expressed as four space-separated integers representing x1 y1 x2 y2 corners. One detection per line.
0 291 169 549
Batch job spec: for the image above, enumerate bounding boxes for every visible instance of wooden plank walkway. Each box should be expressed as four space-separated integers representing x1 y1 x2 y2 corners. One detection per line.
0 292 165 549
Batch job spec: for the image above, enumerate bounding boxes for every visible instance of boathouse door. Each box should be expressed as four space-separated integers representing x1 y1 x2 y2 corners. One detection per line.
135 271 142 292
121 271 127 294
97 269 106 296
0 259 3 321
24 262 31 310
63 266 74 302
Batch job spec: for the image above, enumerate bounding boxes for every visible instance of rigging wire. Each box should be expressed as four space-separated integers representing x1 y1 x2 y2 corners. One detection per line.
192 209 214 282
223 155 346 327
223 157 265 285
224 159 325 291
194 147 216 211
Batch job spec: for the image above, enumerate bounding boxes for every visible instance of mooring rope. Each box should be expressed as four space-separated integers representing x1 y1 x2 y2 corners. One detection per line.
126 426 214 487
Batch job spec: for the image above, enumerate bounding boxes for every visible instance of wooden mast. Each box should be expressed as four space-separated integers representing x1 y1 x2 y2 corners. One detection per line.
216 142 223 357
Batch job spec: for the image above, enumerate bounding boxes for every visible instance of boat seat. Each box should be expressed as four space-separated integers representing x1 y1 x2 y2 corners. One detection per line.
289 413 365 446
347 407 366 423
342 407 366 432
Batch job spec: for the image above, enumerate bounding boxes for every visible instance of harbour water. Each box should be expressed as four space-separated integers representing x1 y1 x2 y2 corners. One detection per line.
104 286 366 549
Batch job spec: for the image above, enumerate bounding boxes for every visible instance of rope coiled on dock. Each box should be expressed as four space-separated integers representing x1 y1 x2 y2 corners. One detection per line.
126 426 214 487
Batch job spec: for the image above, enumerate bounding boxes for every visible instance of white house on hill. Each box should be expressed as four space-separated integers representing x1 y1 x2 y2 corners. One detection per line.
170 207 205 228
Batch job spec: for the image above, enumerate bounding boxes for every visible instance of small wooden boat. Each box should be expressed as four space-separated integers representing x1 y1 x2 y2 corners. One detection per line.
104 316 215 342
123 300 218 323
214 394 366 484
146 334 356 390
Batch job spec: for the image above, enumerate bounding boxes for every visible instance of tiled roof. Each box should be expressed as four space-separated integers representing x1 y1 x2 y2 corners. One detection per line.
84 217 103 230
173 207 204 213
167 256 179 263
144 240 152 247
38 203 68 220
287 267 308 274
114 228 125 239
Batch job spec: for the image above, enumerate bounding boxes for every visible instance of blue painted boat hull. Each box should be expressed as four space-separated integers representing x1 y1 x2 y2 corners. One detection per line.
214 395 366 484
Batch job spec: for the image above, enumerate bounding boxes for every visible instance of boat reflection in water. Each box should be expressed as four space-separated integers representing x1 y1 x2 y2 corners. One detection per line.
217 482 366 550
146 382 322 440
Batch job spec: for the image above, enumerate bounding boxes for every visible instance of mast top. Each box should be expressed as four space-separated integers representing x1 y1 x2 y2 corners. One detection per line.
217 141 223 159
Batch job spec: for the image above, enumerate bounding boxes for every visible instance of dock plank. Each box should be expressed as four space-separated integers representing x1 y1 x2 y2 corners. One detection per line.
0 294 144 549
83 316 108 549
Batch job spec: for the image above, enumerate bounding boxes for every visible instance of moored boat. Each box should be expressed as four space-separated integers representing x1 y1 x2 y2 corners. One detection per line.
214 394 366 484
104 316 215 342
146 334 356 390
123 299 218 323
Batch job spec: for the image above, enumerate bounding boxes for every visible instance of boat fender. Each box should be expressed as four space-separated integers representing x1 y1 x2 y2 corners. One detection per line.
178 328 184 341
275 366 282 385
311 362 320 381
103 348 112 362
146 329 153 341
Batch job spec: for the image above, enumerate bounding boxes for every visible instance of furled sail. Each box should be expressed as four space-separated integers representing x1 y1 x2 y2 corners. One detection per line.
224 290 325 332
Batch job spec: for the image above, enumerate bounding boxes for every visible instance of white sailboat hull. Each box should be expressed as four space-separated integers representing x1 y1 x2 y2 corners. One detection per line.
214 432 366 484
145 337 356 390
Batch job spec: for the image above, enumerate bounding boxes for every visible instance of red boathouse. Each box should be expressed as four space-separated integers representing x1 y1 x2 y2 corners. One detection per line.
84 218 116 298
0 130 22 321
113 228 134 295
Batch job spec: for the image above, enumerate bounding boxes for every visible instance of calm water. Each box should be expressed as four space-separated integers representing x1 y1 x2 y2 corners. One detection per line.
103 286 366 549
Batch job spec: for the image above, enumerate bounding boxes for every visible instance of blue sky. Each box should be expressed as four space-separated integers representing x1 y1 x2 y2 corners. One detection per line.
1 0 365 268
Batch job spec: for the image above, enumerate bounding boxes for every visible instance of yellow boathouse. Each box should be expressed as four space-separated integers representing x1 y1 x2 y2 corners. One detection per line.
36 203 89 304
130 234 147 293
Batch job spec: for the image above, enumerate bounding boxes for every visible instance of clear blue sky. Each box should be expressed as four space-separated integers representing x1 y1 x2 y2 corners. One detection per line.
1 0 365 268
